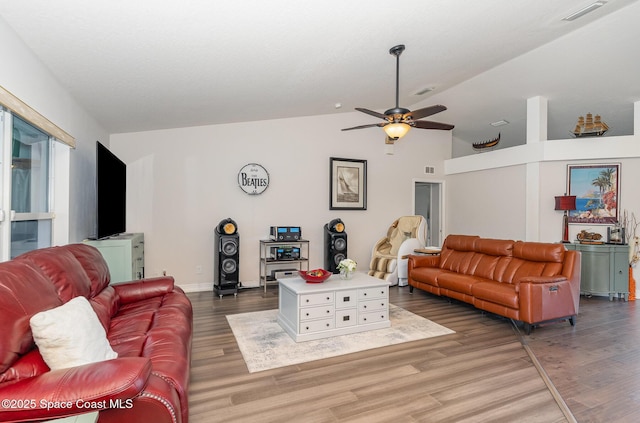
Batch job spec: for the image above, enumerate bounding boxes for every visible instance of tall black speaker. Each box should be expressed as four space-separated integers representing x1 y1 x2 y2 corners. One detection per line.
214 218 239 298
324 218 347 274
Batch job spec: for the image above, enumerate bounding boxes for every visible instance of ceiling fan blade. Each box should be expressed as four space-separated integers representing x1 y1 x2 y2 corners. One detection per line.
341 123 385 131
355 108 390 120
404 105 447 121
413 120 455 131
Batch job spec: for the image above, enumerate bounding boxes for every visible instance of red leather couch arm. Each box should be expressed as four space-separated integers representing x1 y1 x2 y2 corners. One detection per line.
0 357 151 422
114 277 176 304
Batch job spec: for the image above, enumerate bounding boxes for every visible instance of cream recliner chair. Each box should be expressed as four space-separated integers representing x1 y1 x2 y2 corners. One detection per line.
368 216 427 286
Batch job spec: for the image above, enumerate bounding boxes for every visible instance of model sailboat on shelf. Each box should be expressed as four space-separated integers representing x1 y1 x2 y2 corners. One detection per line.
572 113 609 137
472 133 500 151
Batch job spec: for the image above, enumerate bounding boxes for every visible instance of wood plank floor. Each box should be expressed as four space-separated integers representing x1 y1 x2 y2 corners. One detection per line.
189 287 580 423
187 286 635 423
525 295 640 423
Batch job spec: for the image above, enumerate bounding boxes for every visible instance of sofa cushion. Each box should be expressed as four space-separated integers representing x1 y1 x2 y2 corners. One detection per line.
408 266 449 287
63 244 111 297
0 261 62 374
0 349 49 384
472 280 519 309
438 273 484 295
89 286 119 332
30 296 118 370
513 241 565 263
443 234 480 251
474 238 514 257
17 247 91 302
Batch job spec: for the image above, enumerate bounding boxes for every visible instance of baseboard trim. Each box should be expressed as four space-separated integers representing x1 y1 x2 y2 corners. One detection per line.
178 282 212 293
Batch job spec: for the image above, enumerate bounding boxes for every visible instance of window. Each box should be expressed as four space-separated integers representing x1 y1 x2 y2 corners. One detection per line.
0 85 72 261
9 116 54 258
0 112 62 259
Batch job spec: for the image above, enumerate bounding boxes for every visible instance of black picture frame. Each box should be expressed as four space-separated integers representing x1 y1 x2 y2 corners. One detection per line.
329 157 367 210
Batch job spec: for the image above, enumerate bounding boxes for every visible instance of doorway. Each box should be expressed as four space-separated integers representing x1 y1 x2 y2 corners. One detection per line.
413 180 444 247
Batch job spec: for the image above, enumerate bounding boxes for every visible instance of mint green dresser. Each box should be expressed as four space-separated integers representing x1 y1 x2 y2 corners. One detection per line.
564 243 629 301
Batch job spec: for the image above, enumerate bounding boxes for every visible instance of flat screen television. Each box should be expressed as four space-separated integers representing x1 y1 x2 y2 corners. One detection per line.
96 141 126 239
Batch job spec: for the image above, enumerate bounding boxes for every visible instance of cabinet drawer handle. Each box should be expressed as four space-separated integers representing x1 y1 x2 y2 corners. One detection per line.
306 299 310 303
326 297 330 300
549 286 559 292
326 323 330 327
306 313 309 316
326 310 330 314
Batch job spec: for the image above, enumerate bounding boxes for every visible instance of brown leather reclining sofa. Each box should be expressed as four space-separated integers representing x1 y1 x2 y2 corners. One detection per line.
407 235 581 334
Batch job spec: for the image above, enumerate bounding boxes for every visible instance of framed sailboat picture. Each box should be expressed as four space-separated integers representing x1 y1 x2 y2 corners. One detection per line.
330 157 367 210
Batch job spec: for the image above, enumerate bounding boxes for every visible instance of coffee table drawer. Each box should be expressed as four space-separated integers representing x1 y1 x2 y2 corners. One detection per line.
359 309 389 325
300 306 334 321
336 290 358 309
300 318 335 333
358 298 388 313
335 308 357 328
359 286 388 300
300 292 334 307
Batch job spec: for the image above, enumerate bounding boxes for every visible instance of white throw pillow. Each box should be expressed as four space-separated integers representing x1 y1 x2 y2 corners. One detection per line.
30 296 117 370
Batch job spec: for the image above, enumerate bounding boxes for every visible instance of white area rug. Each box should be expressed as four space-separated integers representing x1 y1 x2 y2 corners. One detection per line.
226 304 454 373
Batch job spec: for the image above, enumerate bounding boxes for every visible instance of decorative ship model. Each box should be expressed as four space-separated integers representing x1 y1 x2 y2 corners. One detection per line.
572 113 609 137
472 133 500 151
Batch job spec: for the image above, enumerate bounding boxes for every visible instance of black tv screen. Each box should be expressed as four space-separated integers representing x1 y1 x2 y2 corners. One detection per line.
96 141 126 239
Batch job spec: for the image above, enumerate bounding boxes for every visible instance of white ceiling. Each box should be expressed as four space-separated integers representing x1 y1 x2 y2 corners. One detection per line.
0 0 638 150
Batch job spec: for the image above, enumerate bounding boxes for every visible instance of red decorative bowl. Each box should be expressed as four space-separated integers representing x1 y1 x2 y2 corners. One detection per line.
298 269 332 283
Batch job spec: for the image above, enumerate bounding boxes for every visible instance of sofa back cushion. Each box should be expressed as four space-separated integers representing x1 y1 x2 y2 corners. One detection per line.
497 241 565 283
466 238 514 280
439 235 480 274
0 261 62 374
62 244 111 297
90 286 119 332
443 235 479 252
17 247 91 303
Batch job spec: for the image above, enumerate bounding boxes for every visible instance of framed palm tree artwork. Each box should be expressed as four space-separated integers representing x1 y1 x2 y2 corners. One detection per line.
567 163 620 224
329 157 367 210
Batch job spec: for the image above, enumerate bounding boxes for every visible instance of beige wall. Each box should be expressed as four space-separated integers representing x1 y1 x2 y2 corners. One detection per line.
111 114 452 291
0 17 108 243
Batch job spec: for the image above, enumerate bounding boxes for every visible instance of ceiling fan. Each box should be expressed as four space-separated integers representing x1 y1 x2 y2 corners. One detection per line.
342 44 454 141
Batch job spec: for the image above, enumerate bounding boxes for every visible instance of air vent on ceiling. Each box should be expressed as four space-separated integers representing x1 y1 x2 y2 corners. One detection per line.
413 87 434 96
562 1 606 21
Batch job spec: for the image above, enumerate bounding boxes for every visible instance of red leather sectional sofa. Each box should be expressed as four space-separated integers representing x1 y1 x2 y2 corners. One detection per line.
0 244 192 423
408 235 581 334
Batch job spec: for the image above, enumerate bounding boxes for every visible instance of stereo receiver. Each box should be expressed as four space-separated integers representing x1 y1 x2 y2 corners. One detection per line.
270 246 301 260
270 226 302 241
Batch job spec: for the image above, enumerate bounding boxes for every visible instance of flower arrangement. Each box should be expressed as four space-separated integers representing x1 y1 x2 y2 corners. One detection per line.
337 258 357 273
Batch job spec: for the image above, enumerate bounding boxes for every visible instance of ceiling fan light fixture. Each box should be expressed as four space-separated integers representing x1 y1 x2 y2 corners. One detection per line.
383 123 411 139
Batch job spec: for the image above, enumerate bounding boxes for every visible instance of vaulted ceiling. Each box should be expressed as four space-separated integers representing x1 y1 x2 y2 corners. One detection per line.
0 0 638 152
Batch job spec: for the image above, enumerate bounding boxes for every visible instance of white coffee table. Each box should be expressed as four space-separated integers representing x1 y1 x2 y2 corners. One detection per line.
277 272 390 342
